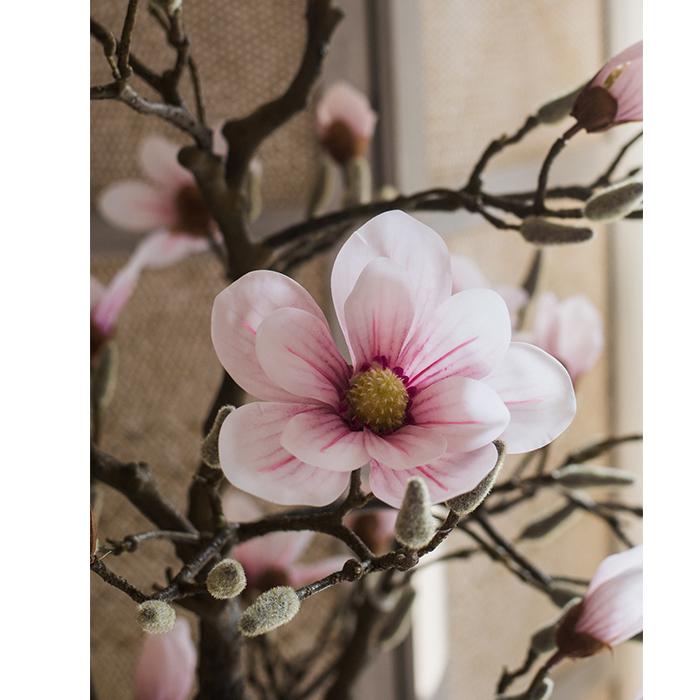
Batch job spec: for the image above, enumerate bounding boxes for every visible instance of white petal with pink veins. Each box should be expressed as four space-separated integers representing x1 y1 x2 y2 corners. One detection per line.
331 211 451 342
587 545 642 594
281 408 369 471
368 442 498 508
218 403 351 506
139 134 193 191
400 288 511 389
211 270 328 402
411 376 510 452
343 258 415 368
484 342 576 453
256 308 350 407
364 425 446 470
98 180 176 232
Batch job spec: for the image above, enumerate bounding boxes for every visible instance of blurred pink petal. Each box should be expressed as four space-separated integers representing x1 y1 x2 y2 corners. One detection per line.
90 266 140 336
98 181 176 232
139 135 192 192
134 618 196 700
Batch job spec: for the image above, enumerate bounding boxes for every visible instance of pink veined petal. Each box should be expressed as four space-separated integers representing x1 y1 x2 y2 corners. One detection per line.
483 342 576 454
363 425 447 470
450 254 489 293
315 81 377 138
280 408 368 471
587 546 643 596
218 403 350 507
343 257 416 369
368 442 499 508
256 307 350 407
331 211 452 343
129 230 210 271
211 270 328 402
139 134 193 191
552 296 604 382
576 567 642 646
400 288 511 390
98 180 177 232
91 264 141 334
591 41 643 88
410 376 510 452
134 618 196 700
609 59 643 122
287 555 350 588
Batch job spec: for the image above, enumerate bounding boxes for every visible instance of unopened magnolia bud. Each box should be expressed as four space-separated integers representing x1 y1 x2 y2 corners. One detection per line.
521 217 593 245
446 441 506 515
136 600 176 634
394 478 435 549
206 558 247 599
518 501 579 541
343 156 372 206
552 464 635 488
201 405 234 468
584 182 643 222
239 586 300 637
536 84 585 124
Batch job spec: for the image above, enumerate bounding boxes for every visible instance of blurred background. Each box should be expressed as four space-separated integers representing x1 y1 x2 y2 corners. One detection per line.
91 1 642 697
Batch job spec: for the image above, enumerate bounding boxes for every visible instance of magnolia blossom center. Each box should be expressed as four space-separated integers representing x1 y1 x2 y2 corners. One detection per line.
174 184 211 237
345 365 409 434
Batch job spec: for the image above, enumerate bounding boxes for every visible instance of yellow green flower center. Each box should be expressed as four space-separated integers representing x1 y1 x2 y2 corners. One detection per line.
345 366 409 434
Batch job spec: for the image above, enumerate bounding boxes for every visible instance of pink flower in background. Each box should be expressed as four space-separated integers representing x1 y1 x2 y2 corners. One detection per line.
213 211 576 508
134 618 196 700
519 292 604 385
316 81 377 164
557 546 642 657
223 490 347 590
450 254 528 327
344 507 397 554
572 41 642 132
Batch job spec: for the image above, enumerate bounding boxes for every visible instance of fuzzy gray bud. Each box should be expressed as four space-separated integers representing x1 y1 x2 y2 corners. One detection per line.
584 182 642 222
394 478 435 549
447 441 506 515
536 84 585 124
206 558 247 599
239 586 300 637
520 217 593 245
201 405 234 468
136 600 176 634
552 464 635 488
518 501 579 541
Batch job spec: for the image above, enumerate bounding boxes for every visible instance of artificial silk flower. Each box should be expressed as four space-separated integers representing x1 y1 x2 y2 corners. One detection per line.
134 618 196 700
213 211 576 508
556 545 642 657
450 254 528 327
519 292 604 385
315 81 377 164
572 40 642 132
223 490 347 591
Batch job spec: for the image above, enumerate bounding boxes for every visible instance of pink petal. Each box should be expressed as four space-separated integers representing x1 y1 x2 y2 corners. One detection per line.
280 408 369 471
363 425 447 469
139 134 192 191
316 81 377 138
368 442 499 508
134 618 196 700
255 308 350 407
129 230 209 271
91 265 140 334
591 41 643 89
218 403 350 506
211 271 328 402
483 342 576 453
98 181 176 232
400 289 511 389
411 376 510 452
343 257 415 368
287 555 350 588
610 58 643 122
587 545 643 595
450 254 489 293
90 276 105 310
331 211 452 344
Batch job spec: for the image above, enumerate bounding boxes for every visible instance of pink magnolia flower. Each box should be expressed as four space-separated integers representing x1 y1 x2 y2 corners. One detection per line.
450 254 528 327
134 618 196 700
223 490 347 591
519 292 604 385
213 211 575 507
572 41 642 132
557 545 642 657
315 81 377 164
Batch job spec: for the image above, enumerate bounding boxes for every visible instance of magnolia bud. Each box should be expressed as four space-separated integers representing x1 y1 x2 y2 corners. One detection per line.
584 182 643 222
552 464 635 488
206 558 247 600
536 84 585 124
201 405 234 468
518 501 579 541
394 478 435 549
136 600 176 634
239 586 300 637
520 217 593 245
446 441 506 515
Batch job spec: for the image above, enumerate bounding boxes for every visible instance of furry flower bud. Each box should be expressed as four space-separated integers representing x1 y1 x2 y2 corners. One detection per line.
394 478 435 549
552 464 635 488
584 182 643 222
239 586 300 637
201 405 234 468
206 558 247 600
446 441 505 515
136 600 176 634
521 218 593 245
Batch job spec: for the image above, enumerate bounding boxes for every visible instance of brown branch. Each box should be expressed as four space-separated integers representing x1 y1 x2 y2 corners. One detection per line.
91 557 148 603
